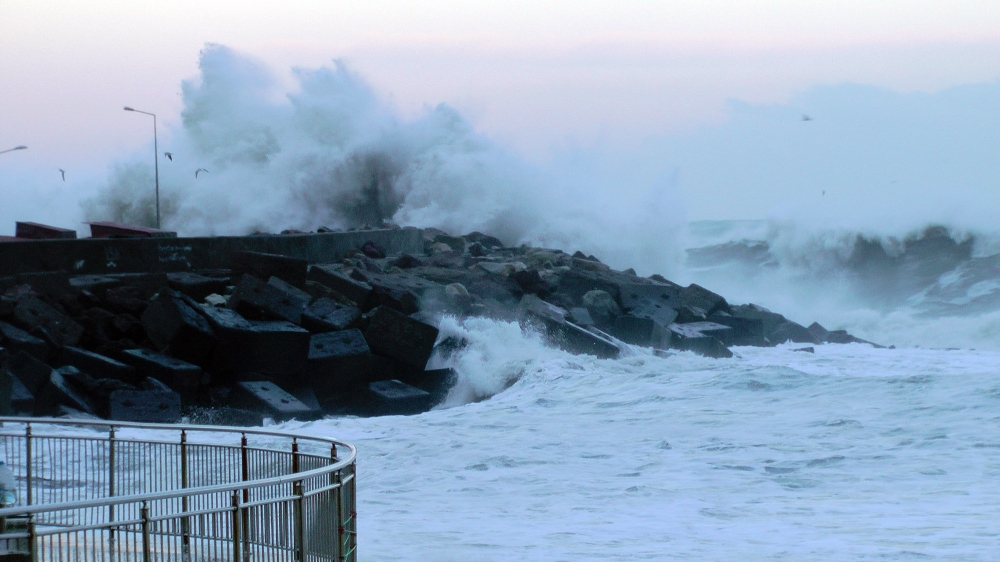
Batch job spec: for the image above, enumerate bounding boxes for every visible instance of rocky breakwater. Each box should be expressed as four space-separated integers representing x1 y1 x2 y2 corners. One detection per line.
0 228 879 424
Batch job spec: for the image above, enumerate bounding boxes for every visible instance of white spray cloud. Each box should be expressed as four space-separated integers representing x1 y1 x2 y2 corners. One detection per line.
80 44 686 276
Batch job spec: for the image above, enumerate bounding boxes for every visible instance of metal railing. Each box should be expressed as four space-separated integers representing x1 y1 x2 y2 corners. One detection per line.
0 417 357 561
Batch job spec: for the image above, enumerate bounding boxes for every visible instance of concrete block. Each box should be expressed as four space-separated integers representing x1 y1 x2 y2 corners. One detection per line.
569 307 594 327
231 250 307 288
557 269 626 304
58 346 137 383
301 298 361 333
364 272 444 314
0 369 12 416
730 304 788 337
13 296 84 347
290 387 321 412
141 290 217 365
15 221 77 240
708 312 770 347
88 221 177 238
106 273 170 300
668 323 734 358
7 350 53 396
617 282 681 311
306 265 373 308
233 381 321 421
519 295 621 359
108 378 181 423
15 272 72 299
245 321 310 377
769 320 816 344
669 322 736 346
228 274 307 323
167 272 228 301
410 368 458 406
10 374 34 414
676 336 733 359
120 348 202 404
197 305 257 376
69 275 123 299
306 330 371 398
35 366 95 416
268 276 312 303
201 308 309 377
678 284 731 316
608 315 669 348
363 306 439 370
359 379 432 416
0 321 48 361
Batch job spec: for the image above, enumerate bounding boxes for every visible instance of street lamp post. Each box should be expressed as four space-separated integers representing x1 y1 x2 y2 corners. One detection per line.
0 145 27 156
123 106 160 229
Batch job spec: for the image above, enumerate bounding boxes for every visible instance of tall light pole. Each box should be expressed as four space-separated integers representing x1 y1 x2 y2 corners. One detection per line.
123 106 160 229
0 145 27 156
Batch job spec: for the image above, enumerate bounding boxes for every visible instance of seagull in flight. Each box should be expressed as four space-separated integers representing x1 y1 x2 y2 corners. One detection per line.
164 152 173 161
58 169 65 181
195 168 208 178
801 114 813 122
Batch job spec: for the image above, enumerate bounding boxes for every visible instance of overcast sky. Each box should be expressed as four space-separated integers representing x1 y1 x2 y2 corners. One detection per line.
2 1 1000 227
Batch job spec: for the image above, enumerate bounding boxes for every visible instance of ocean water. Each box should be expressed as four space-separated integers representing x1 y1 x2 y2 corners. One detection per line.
8 44 999 560
278 318 1000 561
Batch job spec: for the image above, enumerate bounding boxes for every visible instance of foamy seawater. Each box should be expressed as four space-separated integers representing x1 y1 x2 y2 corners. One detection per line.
274 319 1000 561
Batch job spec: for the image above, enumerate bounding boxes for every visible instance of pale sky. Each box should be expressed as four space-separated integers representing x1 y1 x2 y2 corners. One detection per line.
2 0 1000 225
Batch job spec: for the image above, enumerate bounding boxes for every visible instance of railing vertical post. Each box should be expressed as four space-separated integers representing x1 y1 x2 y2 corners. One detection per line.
346 466 357 562
231 492 241 562
333 471 343 562
239 433 250 560
329 444 339 561
180 430 190 561
108 426 116 555
141 501 151 562
27 514 37 562
24 423 32 506
294 479 305 562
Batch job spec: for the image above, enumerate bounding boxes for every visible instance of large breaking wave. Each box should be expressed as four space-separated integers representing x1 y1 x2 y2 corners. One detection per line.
80 44 1000 350
681 221 1000 350
83 44 685 277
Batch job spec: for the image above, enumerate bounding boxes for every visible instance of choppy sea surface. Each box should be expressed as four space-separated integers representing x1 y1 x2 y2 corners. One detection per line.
275 317 1000 561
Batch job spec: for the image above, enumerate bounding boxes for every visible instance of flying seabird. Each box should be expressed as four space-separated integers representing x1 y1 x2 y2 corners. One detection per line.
801 114 812 122
58 169 65 181
164 152 173 161
195 168 208 178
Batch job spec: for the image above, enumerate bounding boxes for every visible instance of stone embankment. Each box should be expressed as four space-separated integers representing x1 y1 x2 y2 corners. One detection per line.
0 225 878 424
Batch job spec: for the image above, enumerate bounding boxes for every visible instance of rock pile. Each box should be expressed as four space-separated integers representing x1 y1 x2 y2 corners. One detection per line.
0 228 878 423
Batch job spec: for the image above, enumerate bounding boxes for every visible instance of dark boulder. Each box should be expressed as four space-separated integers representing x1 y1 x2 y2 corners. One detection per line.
306 329 372 398
231 250 308 288
232 381 322 421
357 379 433 416
141 290 217 366
227 274 308 324
363 306 439 371
301 298 361 333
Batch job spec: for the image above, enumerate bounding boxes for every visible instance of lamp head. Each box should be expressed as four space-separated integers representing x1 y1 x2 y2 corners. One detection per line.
13 146 26 150
123 106 134 111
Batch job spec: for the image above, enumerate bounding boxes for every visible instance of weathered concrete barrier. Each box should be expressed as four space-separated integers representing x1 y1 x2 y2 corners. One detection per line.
0 228 423 276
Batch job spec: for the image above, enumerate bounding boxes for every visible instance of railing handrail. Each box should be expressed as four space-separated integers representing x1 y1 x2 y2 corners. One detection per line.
0 416 357 519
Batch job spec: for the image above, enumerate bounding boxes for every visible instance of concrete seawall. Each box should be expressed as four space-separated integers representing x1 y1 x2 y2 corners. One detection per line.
0 228 423 276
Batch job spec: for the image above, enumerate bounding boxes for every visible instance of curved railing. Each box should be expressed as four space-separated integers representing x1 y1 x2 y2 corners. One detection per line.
0 417 357 561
